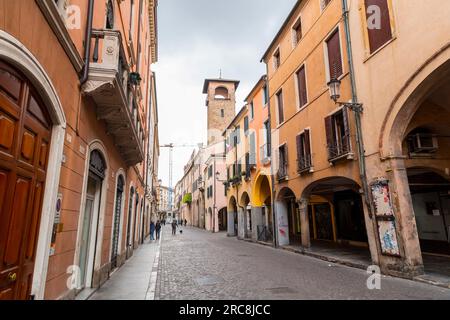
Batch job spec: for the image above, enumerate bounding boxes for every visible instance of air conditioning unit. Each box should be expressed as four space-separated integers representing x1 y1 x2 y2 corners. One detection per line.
410 133 438 153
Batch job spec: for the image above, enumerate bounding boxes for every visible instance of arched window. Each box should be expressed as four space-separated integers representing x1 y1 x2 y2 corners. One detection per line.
214 87 229 100
89 150 106 180
106 0 114 29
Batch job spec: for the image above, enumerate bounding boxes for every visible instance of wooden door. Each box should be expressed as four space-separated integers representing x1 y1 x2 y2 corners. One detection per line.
0 61 52 300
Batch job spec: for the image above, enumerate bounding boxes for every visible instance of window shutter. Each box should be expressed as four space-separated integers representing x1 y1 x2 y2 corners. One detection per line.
296 134 303 162
297 66 308 107
365 0 392 53
250 132 256 166
304 129 311 159
325 115 334 158
342 107 350 152
244 116 249 135
277 91 284 124
327 30 343 79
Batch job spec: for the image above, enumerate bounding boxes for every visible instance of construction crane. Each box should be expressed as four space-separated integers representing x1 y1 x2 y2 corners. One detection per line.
160 143 202 215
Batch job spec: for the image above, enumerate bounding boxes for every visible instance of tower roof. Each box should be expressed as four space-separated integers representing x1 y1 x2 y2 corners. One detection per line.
202 78 240 94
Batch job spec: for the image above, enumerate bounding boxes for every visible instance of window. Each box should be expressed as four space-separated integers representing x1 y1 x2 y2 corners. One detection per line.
249 102 255 121
261 120 271 160
296 65 308 108
276 90 284 124
106 0 114 29
129 0 135 41
364 0 393 53
215 87 229 100
326 29 343 80
292 17 302 46
296 129 312 172
263 85 269 106
244 116 249 136
249 132 256 167
321 0 332 11
325 108 351 161
273 49 281 70
277 144 288 180
208 165 213 178
221 109 225 118
245 153 251 180
235 125 241 145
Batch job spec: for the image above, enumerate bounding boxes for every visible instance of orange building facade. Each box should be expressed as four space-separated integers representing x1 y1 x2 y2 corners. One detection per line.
0 0 159 300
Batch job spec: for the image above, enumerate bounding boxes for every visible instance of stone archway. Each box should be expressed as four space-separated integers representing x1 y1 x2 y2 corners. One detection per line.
275 188 299 246
378 51 450 276
300 177 371 264
228 196 238 237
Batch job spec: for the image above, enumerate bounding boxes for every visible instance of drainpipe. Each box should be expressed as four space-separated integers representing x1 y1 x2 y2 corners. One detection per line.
79 0 95 85
341 0 373 216
263 71 278 248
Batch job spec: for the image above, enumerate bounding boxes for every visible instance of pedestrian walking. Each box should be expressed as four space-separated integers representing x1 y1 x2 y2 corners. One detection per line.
155 220 162 240
172 220 177 235
150 221 155 240
184 219 187 227
163 219 166 226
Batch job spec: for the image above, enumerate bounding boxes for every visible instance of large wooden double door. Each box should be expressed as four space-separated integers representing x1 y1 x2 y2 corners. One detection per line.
0 61 52 300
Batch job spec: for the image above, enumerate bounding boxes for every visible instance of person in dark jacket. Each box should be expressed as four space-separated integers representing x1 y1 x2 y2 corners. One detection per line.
150 221 155 240
171 220 177 235
155 221 162 240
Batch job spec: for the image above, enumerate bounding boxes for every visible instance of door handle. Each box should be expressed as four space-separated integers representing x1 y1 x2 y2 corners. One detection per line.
8 272 17 283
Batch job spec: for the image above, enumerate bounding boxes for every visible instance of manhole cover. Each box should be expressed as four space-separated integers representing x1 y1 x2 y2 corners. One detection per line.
265 287 298 294
195 275 223 286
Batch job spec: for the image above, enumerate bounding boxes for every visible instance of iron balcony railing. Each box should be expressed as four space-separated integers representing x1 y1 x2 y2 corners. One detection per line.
277 163 288 181
297 155 312 173
327 137 351 161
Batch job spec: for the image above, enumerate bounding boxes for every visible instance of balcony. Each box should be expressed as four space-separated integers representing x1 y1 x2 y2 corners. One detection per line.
82 29 144 166
297 156 313 174
327 138 354 163
276 164 288 181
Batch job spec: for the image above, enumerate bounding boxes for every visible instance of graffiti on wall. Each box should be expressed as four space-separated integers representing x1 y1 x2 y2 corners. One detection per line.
371 180 394 217
371 179 401 256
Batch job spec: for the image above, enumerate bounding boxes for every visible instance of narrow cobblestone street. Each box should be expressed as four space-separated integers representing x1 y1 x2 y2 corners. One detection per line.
91 225 450 300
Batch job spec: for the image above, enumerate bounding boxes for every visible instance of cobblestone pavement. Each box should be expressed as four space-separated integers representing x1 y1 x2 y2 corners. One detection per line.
155 225 450 300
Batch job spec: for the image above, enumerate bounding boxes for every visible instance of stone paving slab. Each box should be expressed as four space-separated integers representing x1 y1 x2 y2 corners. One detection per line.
90 236 161 300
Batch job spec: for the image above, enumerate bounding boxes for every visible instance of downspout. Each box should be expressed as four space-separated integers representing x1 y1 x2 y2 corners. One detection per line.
341 0 373 216
79 0 95 85
263 72 278 248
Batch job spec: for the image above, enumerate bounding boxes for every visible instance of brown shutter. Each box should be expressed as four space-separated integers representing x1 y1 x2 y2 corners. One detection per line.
325 115 334 158
277 91 284 123
297 66 308 107
365 0 392 53
296 134 303 162
327 30 343 79
342 107 350 153
304 129 311 160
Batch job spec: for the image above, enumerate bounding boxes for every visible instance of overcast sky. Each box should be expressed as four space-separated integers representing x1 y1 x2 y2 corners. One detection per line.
154 0 297 188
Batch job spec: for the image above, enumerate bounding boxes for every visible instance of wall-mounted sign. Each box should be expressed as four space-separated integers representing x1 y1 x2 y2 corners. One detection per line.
49 193 63 256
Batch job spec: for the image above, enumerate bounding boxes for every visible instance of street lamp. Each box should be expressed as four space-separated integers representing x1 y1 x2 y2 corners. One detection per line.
327 78 363 113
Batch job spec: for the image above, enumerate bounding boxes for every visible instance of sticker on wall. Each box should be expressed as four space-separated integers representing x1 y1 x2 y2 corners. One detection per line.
371 179 395 217
377 220 400 256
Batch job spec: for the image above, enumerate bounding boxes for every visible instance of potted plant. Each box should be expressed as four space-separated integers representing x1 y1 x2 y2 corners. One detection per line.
129 72 142 85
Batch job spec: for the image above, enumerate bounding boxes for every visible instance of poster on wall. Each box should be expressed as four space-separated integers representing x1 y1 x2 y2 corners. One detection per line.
371 179 395 217
377 220 400 256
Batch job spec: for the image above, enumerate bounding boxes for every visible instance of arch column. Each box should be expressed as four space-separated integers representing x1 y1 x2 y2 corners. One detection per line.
275 200 289 246
298 198 311 248
227 210 235 236
238 207 245 239
386 157 424 274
